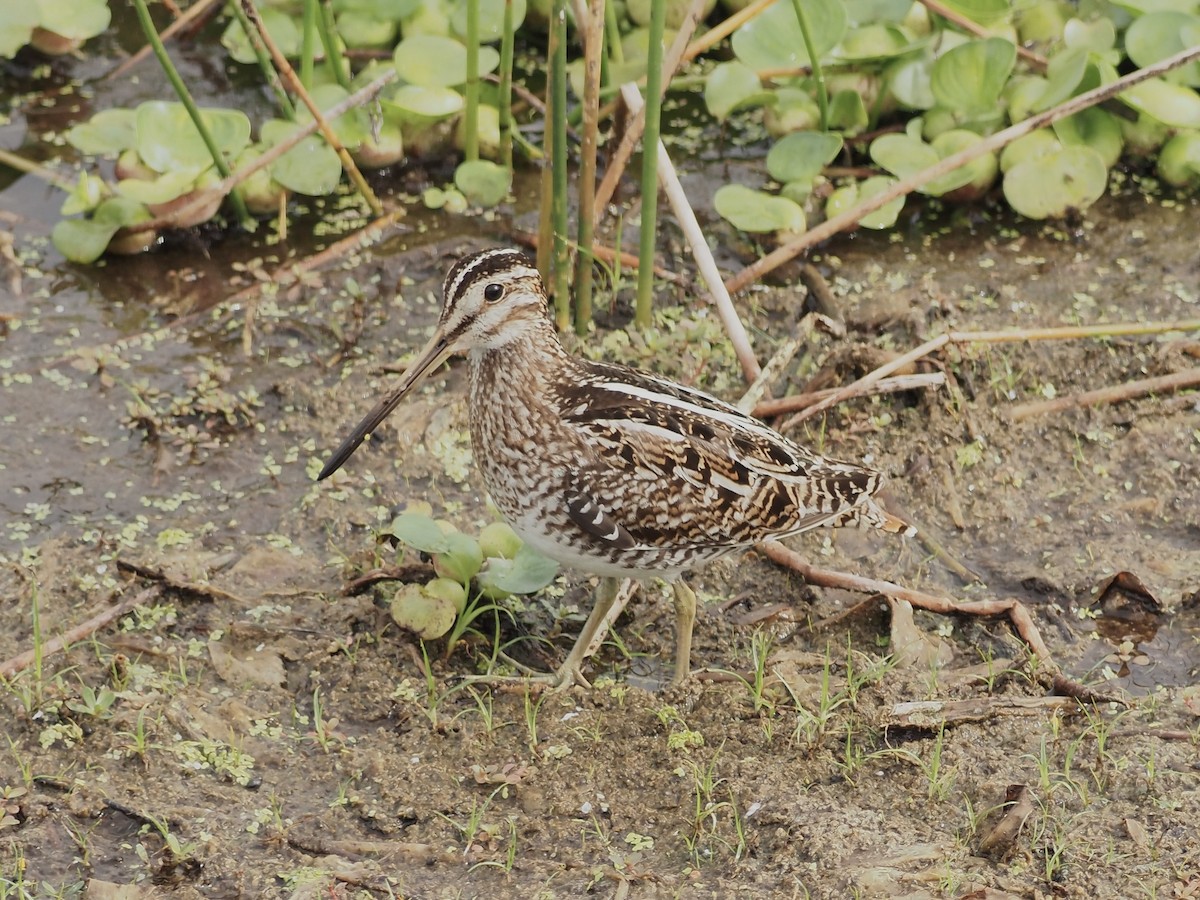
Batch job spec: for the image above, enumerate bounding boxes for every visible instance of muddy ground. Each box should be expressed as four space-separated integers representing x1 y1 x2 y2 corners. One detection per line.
1 177 1199 900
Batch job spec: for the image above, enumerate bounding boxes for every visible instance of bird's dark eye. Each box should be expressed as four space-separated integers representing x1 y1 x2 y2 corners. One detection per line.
483 283 504 302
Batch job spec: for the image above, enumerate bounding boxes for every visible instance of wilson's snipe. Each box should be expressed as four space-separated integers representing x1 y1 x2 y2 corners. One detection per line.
319 248 913 687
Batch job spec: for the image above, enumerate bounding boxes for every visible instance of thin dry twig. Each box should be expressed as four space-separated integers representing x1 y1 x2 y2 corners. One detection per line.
782 319 1200 428
752 372 945 418
683 0 777 63
1008 367 1200 420
725 45 1200 294
238 0 382 215
0 587 159 679
621 83 762 382
757 540 1108 701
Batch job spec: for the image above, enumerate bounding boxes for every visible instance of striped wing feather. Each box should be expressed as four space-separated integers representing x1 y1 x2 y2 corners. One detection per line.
555 361 886 550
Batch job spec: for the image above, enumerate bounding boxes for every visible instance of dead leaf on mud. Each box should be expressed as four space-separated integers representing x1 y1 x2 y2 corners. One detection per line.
470 761 534 786
85 881 156 900
977 784 1034 860
208 639 287 687
887 596 954 669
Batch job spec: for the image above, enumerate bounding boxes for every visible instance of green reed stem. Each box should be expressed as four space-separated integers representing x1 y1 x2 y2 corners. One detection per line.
634 0 666 328
226 0 295 119
550 0 571 329
463 0 480 162
790 0 828 131
574 0 605 334
317 0 351 89
605 0 624 65
498 0 515 171
300 0 316 89
131 0 252 228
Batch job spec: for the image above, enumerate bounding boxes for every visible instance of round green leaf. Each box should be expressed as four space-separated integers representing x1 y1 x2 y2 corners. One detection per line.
296 84 370 148
1033 47 1087 112
731 0 847 70
478 522 522 560
117 168 203 205
382 85 464 130
1052 107 1122 168
935 0 1010 26
336 10 398 48
65 109 138 156
998 129 1062 173
476 544 559 595
1119 78 1200 129
220 8 300 65
261 120 342 195
335 0 423 21
1126 12 1200 87
454 159 510 207
870 131 981 195
704 61 765 121
0 4 39 58
930 37 1016 115
825 175 905 229
390 583 457 640
449 0 527 41
1062 17 1115 53
714 184 806 233
843 0 914 25
767 132 844 183
432 531 484 583
1002 145 1107 219
1157 129 1200 188
889 57 935 109
135 101 252 174
393 34 499 87
52 197 152 264
385 512 453 553
34 0 109 42
835 23 920 62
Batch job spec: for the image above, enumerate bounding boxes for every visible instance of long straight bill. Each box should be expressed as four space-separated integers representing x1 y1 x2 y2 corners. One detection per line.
317 329 454 480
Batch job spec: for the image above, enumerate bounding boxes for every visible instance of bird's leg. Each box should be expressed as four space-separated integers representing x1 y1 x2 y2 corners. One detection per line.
670 579 698 687
550 576 622 689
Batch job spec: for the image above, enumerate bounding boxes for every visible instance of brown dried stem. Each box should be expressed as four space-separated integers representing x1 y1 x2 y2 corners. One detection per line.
0 587 159 679
103 0 224 81
919 0 1048 71
1008 367 1200 420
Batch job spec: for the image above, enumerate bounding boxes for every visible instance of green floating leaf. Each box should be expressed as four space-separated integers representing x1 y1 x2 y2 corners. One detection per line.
117 168 205 205
454 159 510 207
35 0 110 42
930 37 1016 116
889 57 935 110
382 85 466 124
714 184 806 234
220 8 300 65
385 512 453 554
0 4 39 58
449 0 527 41
393 34 499 87
296 84 370 149
52 197 152 264
828 89 868 132
731 0 847 70
60 172 110 216
870 131 987 196
336 0 423 20
135 101 252 174
835 23 920 62
1053 107 1123 168
476 545 559 595
261 120 342 195
1033 47 1088 113
336 11 398 48
478 522 522 560
432 531 484 583
767 131 844 183
998 129 1062 173
1062 17 1115 53
1125 12 1200 88
390 584 457 640
1002 145 1107 219
936 0 1010 26
1157 129 1200 188
842 0 914 25
704 61 766 122
825 175 905 228
66 108 138 156
1119 78 1200 129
